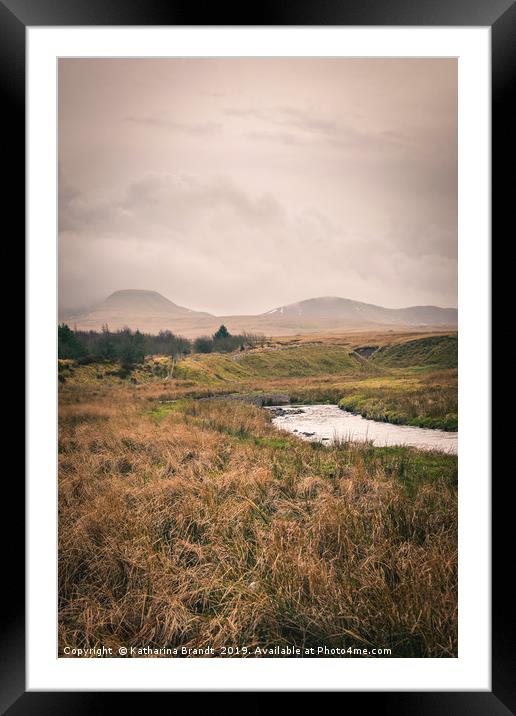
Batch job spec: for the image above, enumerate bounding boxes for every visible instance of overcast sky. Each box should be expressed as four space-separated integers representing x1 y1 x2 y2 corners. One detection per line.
58 58 457 315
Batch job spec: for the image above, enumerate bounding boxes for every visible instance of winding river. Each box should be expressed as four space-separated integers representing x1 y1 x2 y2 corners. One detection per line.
266 404 457 454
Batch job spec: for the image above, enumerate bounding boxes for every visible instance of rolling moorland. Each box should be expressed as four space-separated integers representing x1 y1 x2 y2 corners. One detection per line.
58 329 458 657
59 289 458 337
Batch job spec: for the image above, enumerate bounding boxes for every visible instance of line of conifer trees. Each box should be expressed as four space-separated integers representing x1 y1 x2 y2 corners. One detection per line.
58 324 264 364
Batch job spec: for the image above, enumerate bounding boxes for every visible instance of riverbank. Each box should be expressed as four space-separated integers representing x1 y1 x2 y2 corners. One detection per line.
59 333 458 433
336 372 458 432
267 404 458 453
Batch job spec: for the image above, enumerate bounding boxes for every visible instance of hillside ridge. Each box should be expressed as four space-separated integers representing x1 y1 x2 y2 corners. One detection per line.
60 290 458 337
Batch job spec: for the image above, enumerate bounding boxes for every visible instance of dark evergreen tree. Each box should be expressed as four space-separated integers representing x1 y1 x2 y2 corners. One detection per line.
58 324 85 359
97 324 117 360
213 325 230 340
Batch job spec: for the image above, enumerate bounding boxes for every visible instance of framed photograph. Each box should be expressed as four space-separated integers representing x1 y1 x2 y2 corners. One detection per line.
6 0 509 708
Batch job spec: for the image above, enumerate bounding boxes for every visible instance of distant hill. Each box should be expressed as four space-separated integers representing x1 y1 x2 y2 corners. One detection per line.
98 290 210 318
263 296 457 327
60 291 457 337
61 290 213 332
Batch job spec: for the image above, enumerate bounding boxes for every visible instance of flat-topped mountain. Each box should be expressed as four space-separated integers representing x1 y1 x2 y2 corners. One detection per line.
99 290 211 318
60 291 457 337
61 290 213 333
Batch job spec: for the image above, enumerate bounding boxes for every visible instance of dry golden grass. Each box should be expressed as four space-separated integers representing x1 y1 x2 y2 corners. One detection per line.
267 328 456 349
59 383 457 658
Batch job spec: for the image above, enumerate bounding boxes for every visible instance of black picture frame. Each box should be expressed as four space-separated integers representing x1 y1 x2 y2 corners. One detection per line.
5 0 509 710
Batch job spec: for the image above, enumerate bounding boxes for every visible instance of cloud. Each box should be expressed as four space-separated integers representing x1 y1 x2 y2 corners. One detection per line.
59 169 457 314
226 105 412 154
60 173 286 241
58 58 457 313
244 130 312 147
126 114 222 135
59 173 291 313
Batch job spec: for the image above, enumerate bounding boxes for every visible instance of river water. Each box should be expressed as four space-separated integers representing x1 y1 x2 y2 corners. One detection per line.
266 404 457 454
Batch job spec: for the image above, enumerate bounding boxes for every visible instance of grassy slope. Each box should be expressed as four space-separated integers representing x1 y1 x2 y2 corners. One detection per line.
173 344 376 382
341 336 458 430
186 336 458 430
372 335 458 369
59 392 457 657
60 334 458 430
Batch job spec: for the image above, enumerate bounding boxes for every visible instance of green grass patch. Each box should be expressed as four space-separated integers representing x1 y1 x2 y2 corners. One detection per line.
365 445 457 493
372 335 457 369
146 399 192 422
175 345 381 383
337 371 457 431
